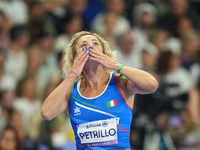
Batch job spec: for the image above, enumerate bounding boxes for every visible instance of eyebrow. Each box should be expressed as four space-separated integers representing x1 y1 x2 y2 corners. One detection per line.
81 41 87 43
92 39 98 42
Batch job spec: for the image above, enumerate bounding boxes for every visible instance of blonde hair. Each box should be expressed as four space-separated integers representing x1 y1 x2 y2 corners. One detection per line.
62 31 115 79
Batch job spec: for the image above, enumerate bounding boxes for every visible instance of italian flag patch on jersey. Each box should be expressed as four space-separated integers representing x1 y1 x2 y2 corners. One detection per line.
107 99 118 108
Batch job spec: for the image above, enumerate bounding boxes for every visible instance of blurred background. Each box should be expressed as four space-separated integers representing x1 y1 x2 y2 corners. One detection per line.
0 0 200 149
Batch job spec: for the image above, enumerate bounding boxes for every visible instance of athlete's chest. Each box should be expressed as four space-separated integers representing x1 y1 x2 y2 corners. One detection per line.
79 84 107 98
70 90 126 122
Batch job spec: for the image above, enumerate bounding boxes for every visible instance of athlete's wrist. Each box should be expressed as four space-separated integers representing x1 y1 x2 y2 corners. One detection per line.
112 62 121 72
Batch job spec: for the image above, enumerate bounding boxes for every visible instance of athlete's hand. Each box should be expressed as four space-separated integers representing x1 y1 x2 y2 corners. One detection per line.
89 47 120 71
71 49 89 77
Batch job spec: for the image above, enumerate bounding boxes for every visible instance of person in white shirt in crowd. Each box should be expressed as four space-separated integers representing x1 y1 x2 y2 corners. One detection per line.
157 50 193 98
101 12 119 47
14 77 41 136
0 50 16 91
180 31 200 87
141 42 159 76
35 30 58 91
0 0 28 26
116 31 142 69
132 2 158 51
4 25 29 83
26 46 51 98
91 0 130 38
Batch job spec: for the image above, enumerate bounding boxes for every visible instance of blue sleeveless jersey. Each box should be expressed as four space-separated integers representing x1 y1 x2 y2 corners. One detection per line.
69 73 133 150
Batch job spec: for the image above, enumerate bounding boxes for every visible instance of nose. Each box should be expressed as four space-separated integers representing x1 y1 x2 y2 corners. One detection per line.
88 43 93 48
87 44 94 50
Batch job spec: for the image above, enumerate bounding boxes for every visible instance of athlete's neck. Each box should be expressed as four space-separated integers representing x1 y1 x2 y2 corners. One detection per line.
82 64 110 90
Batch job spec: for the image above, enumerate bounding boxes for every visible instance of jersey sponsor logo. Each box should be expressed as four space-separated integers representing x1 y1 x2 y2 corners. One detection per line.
107 99 118 108
86 123 101 129
85 120 109 129
102 121 108 127
74 106 81 116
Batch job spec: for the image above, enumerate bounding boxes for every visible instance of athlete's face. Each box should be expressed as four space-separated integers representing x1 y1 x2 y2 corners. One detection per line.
76 35 103 55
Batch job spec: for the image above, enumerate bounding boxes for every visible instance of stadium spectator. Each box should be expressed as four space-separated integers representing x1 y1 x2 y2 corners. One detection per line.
0 126 22 150
0 11 11 50
91 0 130 38
116 31 142 69
4 25 29 82
54 14 83 52
14 76 41 136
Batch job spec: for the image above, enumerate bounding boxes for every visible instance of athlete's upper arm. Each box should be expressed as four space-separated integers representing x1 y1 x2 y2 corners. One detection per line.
126 79 153 95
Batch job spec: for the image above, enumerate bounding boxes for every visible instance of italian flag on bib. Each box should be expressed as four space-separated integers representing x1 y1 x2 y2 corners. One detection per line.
107 99 118 108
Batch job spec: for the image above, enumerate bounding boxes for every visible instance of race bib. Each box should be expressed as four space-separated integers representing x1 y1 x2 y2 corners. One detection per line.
77 118 119 148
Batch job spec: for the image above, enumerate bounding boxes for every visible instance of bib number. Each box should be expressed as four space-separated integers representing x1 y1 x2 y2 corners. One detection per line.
77 118 119 148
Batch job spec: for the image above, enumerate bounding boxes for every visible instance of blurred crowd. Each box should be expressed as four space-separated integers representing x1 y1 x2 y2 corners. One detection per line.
0 0 200 150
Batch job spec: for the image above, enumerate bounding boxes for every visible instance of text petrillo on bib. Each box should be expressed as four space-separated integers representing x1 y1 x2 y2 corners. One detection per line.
77 118 119 148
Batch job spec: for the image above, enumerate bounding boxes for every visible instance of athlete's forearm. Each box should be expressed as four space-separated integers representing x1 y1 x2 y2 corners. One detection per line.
112 63 158 94
41 73 77 120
